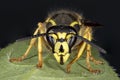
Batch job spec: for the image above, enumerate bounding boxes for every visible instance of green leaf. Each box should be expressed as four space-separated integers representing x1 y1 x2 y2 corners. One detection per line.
0 40 119 80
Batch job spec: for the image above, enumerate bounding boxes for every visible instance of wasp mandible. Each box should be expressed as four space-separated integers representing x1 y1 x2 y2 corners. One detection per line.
10 10 106 73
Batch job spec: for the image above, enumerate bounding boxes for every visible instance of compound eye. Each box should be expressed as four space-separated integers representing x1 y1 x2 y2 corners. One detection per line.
47 36 54 47
68 36 76 48
66 34 77 48
46 34 57 47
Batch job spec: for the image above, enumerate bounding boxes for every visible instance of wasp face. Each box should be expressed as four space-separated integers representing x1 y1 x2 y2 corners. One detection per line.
46 26 77 65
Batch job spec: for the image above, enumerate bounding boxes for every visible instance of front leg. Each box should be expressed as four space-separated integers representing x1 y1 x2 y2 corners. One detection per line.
9 26 39 62
66 42 86 73
89 54 104 65
36 22 45 68
86 29 103 73
36 36 43 68
86 44 102 73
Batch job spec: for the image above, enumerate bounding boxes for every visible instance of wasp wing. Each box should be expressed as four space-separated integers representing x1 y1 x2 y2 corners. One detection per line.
76 35 106 54
81 19 103 27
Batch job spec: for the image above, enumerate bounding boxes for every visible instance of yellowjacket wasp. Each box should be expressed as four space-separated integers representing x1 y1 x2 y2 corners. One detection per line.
10 10 106 73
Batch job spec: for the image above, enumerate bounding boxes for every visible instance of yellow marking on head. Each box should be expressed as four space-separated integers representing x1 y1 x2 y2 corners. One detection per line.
54 53 70 64
45 18 56 26
53 38 70 64
52 32 71 64
49 34 57 40
54 42 69 55
57 32 67 39
70 21 79 27
66 33 75 39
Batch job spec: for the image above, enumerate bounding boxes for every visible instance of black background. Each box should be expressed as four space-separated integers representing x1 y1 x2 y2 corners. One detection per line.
0 0 120 76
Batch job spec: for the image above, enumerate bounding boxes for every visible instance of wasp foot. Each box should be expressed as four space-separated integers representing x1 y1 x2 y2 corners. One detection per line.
66 64 71 73
89 68 101 74
9 58 23 62
90 57 104 65
36 63 42 68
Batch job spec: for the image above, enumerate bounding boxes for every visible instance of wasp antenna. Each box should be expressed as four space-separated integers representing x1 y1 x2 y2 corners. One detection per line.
16 33 47 42
76 35 107 54
81 19 104 26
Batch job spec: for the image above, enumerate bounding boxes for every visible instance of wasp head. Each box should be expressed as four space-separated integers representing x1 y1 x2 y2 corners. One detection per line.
46 26 77 65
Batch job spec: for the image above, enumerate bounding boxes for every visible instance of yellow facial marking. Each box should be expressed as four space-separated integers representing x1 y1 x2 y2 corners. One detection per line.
49 34 57 40
53 32 70 64
54 41 70 64
54 42 69 55
57 32 67 39
54 53 70 64
66 33 75 39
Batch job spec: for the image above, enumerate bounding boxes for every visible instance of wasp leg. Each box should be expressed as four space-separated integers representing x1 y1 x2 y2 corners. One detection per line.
66 27 90 73
10 29 39 62
89 53 104 64
36 37 42 68
90 56 104 64
86 44 101 73
9 22 44 63
36 23 44 68
66 41 87 73
86 29 103 73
